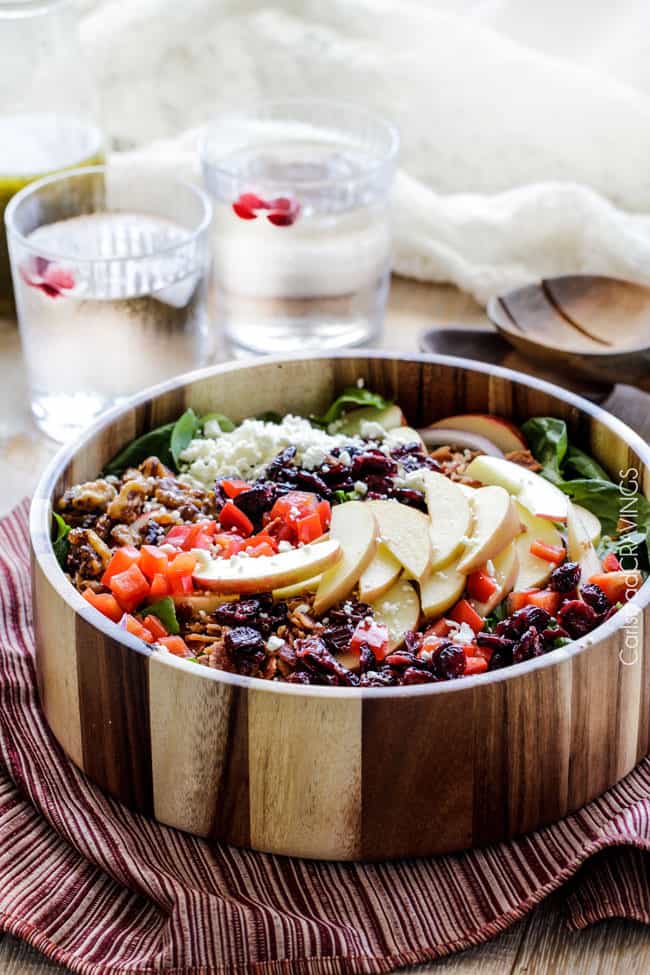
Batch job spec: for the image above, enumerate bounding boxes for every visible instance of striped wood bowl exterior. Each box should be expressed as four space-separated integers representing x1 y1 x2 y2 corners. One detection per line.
30 354 650 860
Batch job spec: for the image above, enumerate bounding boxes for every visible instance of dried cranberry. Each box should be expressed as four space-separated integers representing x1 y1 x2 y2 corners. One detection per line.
557 600 600 638
549 561 581 593
294 636 357 685
542 625 570 645
488 648 512 670
286 671 312 684
143 521 165 545
402 667 437 684
265 446 297 480
364 474 395 496
359 643 377 674
351 450 398 478
580 583 610 615
233 483 277 525
403 630 422 654
384 649 420 668
431 643 466 679
497 604 551 640
321 624 353 654
327 600 373 626
476 632 515 654
214 598 261 626
512 626 544 664
286 468 331 497
389 488 427 511
317 462 351 485
224 627 265 656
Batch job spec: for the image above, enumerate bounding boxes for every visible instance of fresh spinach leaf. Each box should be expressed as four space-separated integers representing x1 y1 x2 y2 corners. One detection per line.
520 417 567 485
333 488 359 503
317 386 391 426
484 601 508 631
104 421 176 475
170 409 201 467
564 445 611 482
144 596 180 635
598 531 649 573
52 512 71 568
200 412 236 432
255 410 283 425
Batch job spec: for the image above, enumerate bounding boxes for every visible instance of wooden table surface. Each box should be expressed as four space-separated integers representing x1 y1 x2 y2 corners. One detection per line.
0 276 648 973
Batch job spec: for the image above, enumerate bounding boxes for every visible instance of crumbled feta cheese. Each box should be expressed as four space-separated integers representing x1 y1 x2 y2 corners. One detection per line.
265 635 285 652
277 540 293 552
338 450 352 467
360 420 387 440
356 377 365 388
296 603 310 614
447 621 476 645
180 414 366 485
354 480 368 496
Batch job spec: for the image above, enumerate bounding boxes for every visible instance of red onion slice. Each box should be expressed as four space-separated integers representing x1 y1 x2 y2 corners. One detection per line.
417 426 504 457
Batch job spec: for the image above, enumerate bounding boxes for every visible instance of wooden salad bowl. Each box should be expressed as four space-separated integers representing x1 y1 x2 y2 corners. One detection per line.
30 354 650 861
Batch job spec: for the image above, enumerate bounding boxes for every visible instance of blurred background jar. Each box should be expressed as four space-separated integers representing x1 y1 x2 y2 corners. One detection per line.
0 0 104 319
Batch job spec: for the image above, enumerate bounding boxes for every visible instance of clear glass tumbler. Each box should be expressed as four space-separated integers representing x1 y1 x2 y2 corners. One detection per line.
5 165 213 442
0 0 104 318
200 100 399 356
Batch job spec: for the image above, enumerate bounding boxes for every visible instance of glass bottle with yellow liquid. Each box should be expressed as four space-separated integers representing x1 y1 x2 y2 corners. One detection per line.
0 0 104 318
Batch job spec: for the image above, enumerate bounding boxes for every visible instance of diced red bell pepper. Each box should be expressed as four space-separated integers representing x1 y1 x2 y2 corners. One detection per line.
159 635 190 657
466 569 498 604
149 572 171 599
101 546 140 586
122 614 154 643
526 588 562 614
425 618 454 638
471 644 493 663
166 521 218 551
464 655 488 675
82 589 123 623
169 574 194 596
165 524 194 549
587 570 643 604
220 478 251 498
142 614 168 640
350 619 390 661
448 598 485 632
507 588 540 613
166 551 197 595
219 501 254 537
139 545 169 581
530 540 566 564
602 553 622 573
213 532 245 558
271 491 319 527
245 540 276 558
317 499 331 531
296 511 323 544
109 563 150 613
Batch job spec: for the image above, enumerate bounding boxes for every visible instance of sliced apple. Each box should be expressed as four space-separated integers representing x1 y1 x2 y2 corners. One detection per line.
385 425 426 450
420 557 466 618
173 592 233 613
429 414 526 453
567 502 602 579
457 486 521 573
465 455 568 523
337 403 406 436
572 504 601 546
272 574 322 601
367 499 432 581
370 578 421 650
514 501 564 590
421 470 472 570
193 538 341 594
313 501 377 614
359 543 402 601
470 541 519 616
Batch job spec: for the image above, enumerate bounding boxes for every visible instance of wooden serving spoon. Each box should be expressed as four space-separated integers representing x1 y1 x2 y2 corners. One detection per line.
487 275 650 388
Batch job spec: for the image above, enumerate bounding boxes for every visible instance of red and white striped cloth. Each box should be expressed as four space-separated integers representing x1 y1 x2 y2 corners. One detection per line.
0 499 649 975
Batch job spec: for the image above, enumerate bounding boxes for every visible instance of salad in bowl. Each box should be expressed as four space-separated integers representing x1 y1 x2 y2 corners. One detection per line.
52 385 648 687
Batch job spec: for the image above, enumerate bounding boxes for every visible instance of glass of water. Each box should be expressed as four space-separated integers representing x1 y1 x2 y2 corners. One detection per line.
200 99 399 356
5 165 213 442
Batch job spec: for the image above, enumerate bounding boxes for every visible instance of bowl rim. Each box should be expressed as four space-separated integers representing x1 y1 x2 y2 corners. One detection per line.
30 350 650 699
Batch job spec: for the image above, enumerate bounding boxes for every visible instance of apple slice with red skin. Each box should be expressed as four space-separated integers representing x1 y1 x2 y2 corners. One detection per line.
194 537 341 594
427 414 526 453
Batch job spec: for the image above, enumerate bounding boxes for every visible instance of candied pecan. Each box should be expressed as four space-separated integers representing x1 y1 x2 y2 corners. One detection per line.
139 456 173 478
66 528 112 581
504 449 542 472
107 477 152 523
549 561 581 593
321 624 353 654
57 479 117 514
286 671 312 684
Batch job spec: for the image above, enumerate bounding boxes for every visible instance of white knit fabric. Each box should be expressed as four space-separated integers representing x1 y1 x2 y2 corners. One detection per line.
86 0 650 304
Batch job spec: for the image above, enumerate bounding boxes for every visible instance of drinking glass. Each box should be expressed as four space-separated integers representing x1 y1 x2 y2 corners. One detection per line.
200 100 399 355
5 165 213 442
0 0 104 318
